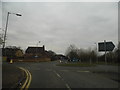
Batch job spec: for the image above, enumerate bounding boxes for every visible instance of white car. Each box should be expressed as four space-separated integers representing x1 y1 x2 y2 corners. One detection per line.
59 60 63 63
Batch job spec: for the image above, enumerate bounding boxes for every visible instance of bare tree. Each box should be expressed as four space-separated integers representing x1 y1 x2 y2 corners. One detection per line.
65 45 97 63
65 44 78 60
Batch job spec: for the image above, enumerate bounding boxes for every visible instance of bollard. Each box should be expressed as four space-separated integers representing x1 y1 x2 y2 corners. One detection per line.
10 59 13 64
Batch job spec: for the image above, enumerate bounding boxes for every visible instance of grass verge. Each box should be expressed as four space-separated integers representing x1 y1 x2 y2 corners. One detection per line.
96 62 120 66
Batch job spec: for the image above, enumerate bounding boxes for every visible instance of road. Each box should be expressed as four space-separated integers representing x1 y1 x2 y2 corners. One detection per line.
13 61 119 89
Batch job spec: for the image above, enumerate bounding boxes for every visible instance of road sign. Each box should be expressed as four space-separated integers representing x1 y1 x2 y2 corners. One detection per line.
98 41 115 51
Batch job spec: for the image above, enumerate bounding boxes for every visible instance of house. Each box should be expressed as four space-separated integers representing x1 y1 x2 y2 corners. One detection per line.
2 47 24 61
24 45 51 61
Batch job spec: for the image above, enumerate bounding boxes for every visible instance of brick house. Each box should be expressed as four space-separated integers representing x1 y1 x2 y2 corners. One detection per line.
24 45 51 61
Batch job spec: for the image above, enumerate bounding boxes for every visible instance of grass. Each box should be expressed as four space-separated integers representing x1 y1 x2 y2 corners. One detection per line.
96 62 120 66
56 61 120 67
56 62 96 67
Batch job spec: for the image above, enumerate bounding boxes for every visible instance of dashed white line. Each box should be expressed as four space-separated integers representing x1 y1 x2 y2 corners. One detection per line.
65 84 71 90
56 73 61 78
53 70 62 78
53 70 71 90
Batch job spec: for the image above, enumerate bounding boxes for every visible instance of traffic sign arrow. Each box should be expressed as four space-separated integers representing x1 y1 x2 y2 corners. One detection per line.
98 41 115 51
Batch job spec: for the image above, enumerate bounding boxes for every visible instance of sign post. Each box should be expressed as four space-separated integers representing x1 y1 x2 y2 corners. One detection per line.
104 40 107 64
98 40 115 64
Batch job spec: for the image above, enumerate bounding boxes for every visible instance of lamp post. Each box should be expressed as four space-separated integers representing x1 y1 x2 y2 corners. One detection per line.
36 41 40 47
2 12 22 49
35 41 40 58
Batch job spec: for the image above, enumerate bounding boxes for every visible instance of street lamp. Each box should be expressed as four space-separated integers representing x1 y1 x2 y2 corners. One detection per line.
2 12 22 49
35 41 41 58
36 41 40 47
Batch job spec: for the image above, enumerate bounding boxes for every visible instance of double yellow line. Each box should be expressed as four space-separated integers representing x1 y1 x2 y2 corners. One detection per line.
19 67 32 90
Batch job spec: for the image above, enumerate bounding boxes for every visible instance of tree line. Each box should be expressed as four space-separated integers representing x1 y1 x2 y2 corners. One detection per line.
65 42 120 63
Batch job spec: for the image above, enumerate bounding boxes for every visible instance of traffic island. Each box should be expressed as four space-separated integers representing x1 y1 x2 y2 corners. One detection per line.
2 63 25 89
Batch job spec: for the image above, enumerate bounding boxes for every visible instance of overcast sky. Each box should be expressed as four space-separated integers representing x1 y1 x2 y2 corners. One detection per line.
1 2 118 54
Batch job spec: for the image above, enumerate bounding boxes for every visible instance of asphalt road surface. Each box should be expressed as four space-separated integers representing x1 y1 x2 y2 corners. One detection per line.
13 61 119 89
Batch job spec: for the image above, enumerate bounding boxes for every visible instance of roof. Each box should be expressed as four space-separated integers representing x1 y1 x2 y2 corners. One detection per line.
25 46 45 54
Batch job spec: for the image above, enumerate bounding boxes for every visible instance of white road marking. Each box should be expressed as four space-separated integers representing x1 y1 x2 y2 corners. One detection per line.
65 84 71 90
56 73 61 78
53 70 62 78
77 70 90 72
53 70 71 90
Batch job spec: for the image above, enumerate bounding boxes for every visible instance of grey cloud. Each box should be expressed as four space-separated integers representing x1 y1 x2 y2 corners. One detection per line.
2 2 118 54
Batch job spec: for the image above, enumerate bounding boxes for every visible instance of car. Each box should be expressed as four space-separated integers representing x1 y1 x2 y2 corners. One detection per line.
71 58 79 62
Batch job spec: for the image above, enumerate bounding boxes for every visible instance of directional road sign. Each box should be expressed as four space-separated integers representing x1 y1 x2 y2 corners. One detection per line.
98 41 115 51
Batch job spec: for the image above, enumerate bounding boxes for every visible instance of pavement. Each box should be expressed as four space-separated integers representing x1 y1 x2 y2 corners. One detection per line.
2 62 25 89
11 61 119 89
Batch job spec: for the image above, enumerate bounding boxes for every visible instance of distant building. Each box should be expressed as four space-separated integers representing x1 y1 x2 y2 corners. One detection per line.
24 45 51 61
2 47 24 61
